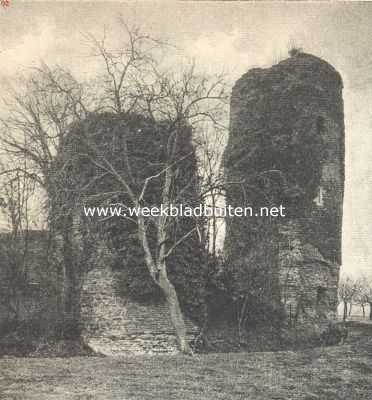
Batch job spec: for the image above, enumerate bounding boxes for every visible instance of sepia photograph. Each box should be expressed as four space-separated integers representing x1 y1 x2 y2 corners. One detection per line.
0 1 371 399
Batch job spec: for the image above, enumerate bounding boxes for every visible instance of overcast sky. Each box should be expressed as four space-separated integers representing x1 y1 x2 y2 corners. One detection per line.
0 1 371 278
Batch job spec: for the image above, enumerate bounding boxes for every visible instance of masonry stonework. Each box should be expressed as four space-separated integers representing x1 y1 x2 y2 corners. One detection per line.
224 52 344 333
79 244 198 355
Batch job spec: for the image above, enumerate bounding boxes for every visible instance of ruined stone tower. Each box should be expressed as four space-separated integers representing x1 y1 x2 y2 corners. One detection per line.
224 53 344 332
57 112 203 354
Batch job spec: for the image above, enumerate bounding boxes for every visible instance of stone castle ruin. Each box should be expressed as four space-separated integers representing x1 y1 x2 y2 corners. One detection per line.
80 252 198 355
0 52 345 353
224 52 344 334
57 113 204 355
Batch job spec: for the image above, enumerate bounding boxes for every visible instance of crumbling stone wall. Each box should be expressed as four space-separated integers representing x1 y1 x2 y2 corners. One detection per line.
57 112 204 354
224 52 344 332
79 242 198 355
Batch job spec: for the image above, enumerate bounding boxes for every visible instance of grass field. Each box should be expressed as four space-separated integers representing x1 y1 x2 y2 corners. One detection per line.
0 322 371 400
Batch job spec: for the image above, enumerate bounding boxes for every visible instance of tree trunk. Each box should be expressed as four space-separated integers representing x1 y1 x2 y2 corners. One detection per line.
158 268 192 354
343 301 347 321
62 217 81 336
348 303 352 317
211 192 217 258
56 251 66 328
137 215 191 354
369 303 372 321
362 304 365 318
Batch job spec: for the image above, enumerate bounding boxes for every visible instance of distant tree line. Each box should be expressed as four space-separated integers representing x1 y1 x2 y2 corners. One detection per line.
338 275 372 321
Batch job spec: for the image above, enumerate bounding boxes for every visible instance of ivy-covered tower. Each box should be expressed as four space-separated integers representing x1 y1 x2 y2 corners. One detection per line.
56 112 205 354
224 53 345 334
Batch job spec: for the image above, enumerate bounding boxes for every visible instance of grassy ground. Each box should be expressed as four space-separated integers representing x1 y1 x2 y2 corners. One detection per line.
0 322 371 400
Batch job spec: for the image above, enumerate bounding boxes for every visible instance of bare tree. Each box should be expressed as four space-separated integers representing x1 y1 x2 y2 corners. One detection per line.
356 278 372 320
0 63 90 207
0 168 33 328
82 18 168 115
63 23 228 353
0 65 91 326
0 21 227 352
197 125 227 259
338 276 359 321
